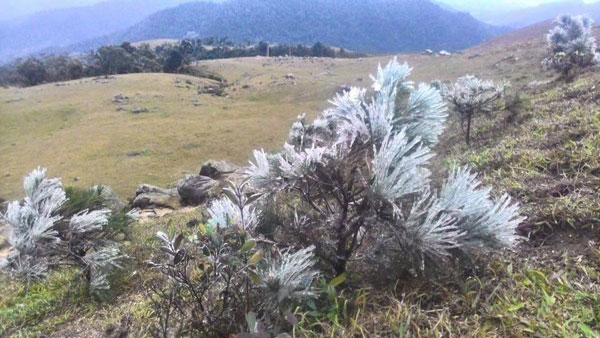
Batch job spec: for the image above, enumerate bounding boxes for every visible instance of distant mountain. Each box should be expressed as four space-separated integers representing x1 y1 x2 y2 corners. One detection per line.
68 0 504 55
0 0 198 61
476 0 600 28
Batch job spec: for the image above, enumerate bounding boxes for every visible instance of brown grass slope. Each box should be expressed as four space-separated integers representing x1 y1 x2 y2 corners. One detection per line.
0 22 555 200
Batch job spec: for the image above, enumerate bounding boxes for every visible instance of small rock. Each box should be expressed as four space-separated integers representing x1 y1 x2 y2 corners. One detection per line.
199 161 240 180
438 50 452 56
423 49 434 55
132 184 181 210
177 175 219 206
113 94 129 103
131 107 149 114
4 97 23 103
198 84 226 97
126 150 145 157
285 73 296 80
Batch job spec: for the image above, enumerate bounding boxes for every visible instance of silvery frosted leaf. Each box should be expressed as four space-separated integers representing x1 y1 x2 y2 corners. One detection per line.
69 209 110 234
370 129 432 203
258 246 319 310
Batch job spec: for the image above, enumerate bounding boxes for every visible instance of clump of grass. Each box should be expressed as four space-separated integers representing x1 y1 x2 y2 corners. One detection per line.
0 269 88 336
294 244 600 337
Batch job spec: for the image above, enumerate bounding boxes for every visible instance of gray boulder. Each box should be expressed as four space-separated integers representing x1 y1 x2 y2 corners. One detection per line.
199 160 240 180
132 184 182 210
177 175 219 206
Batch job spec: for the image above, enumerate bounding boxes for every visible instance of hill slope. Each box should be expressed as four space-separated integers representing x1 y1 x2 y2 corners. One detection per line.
74 0 504 54
0 22 550 200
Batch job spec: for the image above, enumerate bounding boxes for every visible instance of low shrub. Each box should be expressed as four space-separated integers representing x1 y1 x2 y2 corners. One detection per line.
0 168 129 296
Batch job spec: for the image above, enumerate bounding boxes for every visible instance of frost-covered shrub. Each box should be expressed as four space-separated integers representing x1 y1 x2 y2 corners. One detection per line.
0 168 126 295
446 75 508 144
246 58 523 275
543 15 600 79
148 182 318 337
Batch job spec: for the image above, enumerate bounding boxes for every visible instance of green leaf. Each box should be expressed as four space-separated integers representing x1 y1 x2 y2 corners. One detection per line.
248 249 264 264
197 223 207 235
222 189 238 204
578 323 599 338
248 270 261 284
172 234 184 250
329 274 347 287
245 193 262 205
508 302 525 312
240 239 256 253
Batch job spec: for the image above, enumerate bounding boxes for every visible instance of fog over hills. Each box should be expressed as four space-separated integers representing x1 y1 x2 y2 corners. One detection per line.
478 0 600 28
0 0 504 61
438 0 600 28
0 0 198 61
71 0 504 55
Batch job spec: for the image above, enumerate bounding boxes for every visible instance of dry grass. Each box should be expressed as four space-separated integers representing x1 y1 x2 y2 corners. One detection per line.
0 23 554 200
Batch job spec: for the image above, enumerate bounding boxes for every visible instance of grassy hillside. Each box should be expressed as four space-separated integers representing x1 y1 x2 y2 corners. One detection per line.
0 23 553 201
2 23 600 337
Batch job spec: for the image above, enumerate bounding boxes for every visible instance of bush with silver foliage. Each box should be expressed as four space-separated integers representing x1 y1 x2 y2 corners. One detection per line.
246 58 524 275
543 15 600 79
147 181 319 337
0 167 125 295
446 75 508 145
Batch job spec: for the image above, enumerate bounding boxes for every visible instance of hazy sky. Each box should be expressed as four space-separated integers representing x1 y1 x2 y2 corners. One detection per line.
1 0 101 20
2 0 600 21
438 0 600 14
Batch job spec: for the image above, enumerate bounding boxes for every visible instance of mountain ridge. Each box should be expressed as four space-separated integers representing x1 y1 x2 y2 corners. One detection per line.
1 0 506 61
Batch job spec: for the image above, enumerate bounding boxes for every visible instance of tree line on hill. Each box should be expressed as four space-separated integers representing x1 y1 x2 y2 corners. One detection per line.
0 37 364 87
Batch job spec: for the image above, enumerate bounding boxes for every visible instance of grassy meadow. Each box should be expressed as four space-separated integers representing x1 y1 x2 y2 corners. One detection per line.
0 23 552 200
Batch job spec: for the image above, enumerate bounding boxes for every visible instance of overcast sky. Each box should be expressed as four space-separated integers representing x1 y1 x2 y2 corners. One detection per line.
2 0 600 21
438 0 600 14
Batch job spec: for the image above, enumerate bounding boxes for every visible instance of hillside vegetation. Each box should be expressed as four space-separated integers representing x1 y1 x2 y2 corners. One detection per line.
1 22 600 337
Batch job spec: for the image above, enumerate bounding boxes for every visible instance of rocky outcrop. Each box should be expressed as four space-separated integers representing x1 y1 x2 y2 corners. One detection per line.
131 184 182 210
130 160 244 219
177 175 219 206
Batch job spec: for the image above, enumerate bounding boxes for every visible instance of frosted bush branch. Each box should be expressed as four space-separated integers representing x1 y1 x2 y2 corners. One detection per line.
446 75 507 144
370 130 432 204
207 181 260 230
1 168 124 293
258 246 319 310
543 15 599 78
69 209 110 234
438 166 524 248
242 58 523 275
